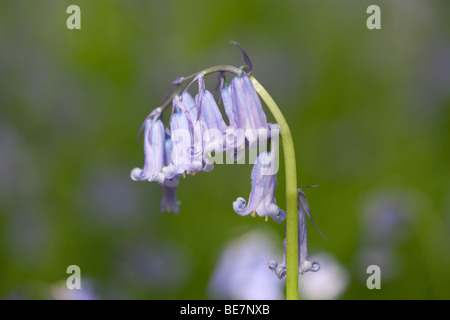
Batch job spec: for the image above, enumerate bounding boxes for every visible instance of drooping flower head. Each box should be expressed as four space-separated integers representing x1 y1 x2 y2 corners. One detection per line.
232 124 285 223
131 63 282 216
130 114 166 184
130 42 325 298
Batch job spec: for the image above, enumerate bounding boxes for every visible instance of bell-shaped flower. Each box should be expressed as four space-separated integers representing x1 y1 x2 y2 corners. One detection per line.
229 75 269 146
162 97 196 179
221 84 246 162
180 91 215 173
160 135 180 187
130 117 166 184
163 93 216 179
268 187 325 279
232 149 286 223
178 92 205 172
195 90 228 157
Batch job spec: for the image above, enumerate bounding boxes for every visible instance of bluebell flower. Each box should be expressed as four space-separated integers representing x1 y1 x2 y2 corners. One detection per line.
221 83 247 162
208 229 284 300
132 47 284 220
130 117 166 184
232 147 286 223
195 90 228 156
162 96 196 178
268 186 325 279
181 91 205 171
131 115 181 213
182 91 217 173
229 75 269 146
187 74 229 162
161 135 180 187
221 76 279 162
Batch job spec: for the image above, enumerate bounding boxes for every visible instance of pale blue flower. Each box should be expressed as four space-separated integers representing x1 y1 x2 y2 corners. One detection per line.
130 117 165 184
229 75 269 146
195 90 228 155
233 150 286 223
132 47 285 220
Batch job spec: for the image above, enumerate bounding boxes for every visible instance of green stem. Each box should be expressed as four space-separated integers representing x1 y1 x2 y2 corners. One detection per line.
250 75 299 300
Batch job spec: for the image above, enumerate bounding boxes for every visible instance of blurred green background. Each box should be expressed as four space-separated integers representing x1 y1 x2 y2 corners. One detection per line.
1 0 449 299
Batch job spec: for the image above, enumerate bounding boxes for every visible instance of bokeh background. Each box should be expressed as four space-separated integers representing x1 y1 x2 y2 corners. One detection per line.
1 0 449 300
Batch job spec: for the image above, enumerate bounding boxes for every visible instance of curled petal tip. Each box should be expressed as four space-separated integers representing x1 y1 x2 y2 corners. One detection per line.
300 260 321 274
130 167 144 181
268 260 287 280
268 259 277 266
272 209 286 224
312 261 321 272
232 197 248 216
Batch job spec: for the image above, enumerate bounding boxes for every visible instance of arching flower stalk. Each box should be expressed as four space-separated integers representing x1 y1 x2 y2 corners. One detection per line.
131 42 324 300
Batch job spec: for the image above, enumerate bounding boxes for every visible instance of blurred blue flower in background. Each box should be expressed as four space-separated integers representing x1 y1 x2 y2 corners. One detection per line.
208 229 283 300
50 279 99 300
299 253 349 300
355 189 418 281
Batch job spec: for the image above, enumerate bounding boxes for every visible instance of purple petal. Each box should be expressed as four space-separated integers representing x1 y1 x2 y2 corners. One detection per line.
130 118 165 183
268 238 287 279
221 85 237 127
179 92 204 172
196 90 227 132
167 98 194 174
194 90 228 159
230 75 268 145
233 151 285 223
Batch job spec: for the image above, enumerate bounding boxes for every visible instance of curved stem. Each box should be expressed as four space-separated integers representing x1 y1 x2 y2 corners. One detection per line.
158 65 242 114
250 75 299 300
142 65 299 299
139 65 243 139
